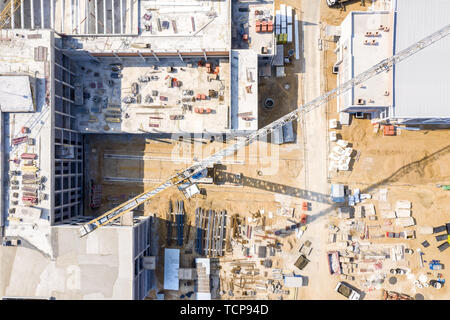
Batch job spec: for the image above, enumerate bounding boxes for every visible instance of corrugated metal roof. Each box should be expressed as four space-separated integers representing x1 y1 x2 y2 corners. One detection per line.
164 248 180 291
394 0 450 119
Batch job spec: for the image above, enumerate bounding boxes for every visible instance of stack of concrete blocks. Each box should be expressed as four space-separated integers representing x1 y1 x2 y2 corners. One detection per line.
329 138 355 172
394 200 415 227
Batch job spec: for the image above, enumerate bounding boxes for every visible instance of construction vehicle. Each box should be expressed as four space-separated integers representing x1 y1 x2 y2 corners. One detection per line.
429 260 443 270
335 282 361 300
78 24 450 237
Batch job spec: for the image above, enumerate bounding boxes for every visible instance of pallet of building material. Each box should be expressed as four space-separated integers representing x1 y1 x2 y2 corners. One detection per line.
22 180 40 186
435 234 448 242
417 226 433 235
396 200 411 209
22 172 37 179
22 186 38 193
364 204 376 216
21 153 37 160
105 108 122 114
23 191 37 198
396 208 411 218
22 177 40 185
21 166 38 172
172 20 178 34
105 117 121 123
381 211 396 219
355 206 364 218
12 136 28 145
433 225 447 234
22 196 38 204
191 17 195 32
438 241 449 252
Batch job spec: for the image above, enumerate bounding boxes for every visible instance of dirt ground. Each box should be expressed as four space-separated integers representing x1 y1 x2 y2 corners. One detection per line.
83 0 449 301
321 0 450 300
84 131 307 299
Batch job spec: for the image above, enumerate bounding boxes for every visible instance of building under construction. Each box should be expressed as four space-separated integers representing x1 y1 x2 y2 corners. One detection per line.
1 0 449 302
0 0 283 299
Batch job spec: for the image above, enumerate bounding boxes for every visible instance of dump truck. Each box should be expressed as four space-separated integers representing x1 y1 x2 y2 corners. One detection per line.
335 282 361 300
294 254 310 270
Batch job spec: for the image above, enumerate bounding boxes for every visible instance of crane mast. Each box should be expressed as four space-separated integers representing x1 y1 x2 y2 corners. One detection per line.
79 23 450 237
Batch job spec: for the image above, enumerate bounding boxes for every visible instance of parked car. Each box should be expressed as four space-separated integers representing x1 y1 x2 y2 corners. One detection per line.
111 72 123 79
335 282 361 300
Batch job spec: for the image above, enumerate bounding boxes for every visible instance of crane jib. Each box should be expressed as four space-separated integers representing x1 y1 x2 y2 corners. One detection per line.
78 24 450 237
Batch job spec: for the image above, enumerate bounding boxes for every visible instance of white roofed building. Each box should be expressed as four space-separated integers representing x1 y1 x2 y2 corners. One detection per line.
334 0 450 125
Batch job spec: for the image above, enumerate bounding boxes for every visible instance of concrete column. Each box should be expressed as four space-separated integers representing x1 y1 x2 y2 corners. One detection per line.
70 0 73 33
31 0 35 29
120 0 123 34
128 0 132 34
94 0 98 34
21 0 24 29
77 0 80 33
61 0 64 32
103 0 106 34
41 0 44 28
85 0 89 33
112 0 115 34
51 0 54 30
11 0 14 29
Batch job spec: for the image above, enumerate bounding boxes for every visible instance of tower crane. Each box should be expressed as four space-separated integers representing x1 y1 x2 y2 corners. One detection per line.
0 0 21 29
79 23 450 237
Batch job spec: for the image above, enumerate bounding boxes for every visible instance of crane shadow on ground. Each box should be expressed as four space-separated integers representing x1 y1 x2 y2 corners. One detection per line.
306 144 450 224
213 170 332 204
